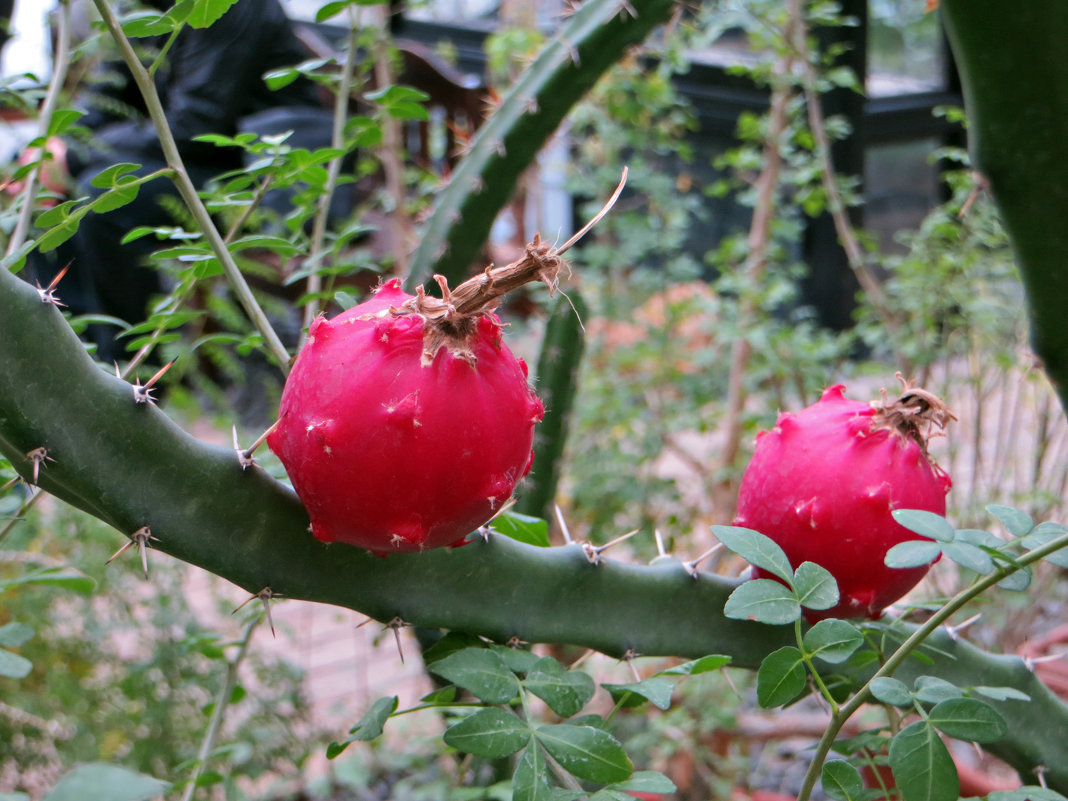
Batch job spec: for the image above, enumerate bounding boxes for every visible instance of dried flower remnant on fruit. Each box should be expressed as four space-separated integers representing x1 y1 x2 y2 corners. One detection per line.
734 380 954 620
269 174 627 555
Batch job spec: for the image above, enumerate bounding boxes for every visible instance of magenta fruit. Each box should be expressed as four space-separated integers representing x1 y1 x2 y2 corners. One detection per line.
268 275 545 554
734 379 954 619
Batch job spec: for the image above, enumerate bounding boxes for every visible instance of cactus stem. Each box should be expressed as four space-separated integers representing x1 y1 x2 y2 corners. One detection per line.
233 587 280 638
35 261 71 306
686 543 725 578
106 525 157 579
232 416 284 470
24 447 53 485
944 612 982 641
132 359 176 405
582 528 639 565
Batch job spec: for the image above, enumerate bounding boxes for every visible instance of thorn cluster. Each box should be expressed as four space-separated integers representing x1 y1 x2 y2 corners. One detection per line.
24 447 53 485
233 587 281 637
35 262 70 306
131 359 176 405
106 526 158 579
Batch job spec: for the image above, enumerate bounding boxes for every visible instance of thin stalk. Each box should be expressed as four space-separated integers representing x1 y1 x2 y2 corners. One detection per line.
0 489 43 547
795 528 1068 801
716 0 799 512
180 615 260 801
373 20 412 280
795 617 839 717
300 9 360 345
6 0 72 258
89 0 291 373
120 174 274 379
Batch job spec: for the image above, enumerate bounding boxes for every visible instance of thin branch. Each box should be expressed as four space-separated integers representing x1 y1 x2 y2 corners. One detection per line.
6 0 72 258
300 8 361 344
716 2 800 509
180 615 260 801
89 0 292 373
795 528 1068 801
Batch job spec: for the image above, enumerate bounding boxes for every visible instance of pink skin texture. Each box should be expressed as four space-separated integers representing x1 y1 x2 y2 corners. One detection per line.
734 385 952 619
269 279 544 554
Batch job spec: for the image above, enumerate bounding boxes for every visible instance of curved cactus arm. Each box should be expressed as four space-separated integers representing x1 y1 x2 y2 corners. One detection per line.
941 0 1068 411
3 265 1068 789
407 0 678 288
517 292 588 522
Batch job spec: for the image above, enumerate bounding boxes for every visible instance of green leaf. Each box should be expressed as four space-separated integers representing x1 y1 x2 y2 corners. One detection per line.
724 579 800 625
419 686 457 704
870 677 912 707
986 504 1035 537
326 694 399 758
42 764 170 801
756 646 806 708
91 183 142 214
891 510 955 542
804 619 864 664
315 0 350 22
0 622 33 648
513 743 553 801
419 631 484 664
187 0 240 28
885 540 942 569
603 677 674 710
428 647 519 704
493 511 550 547
523 657 595 718
657 655 731 676
793 561 839 610
89 163 141 189
37 221 80 253
1 567 95 594
954 528 1004 549
1020 523 1068 568
610 771 677 793
928 697 1007 743
347 694 397 740
334 291 359 310
711 525 794 583
888 721 958 801
444 708 530 759
971 686 1030 702
995 563 1031 591
822 760 865 801
534 724 633 784
0 792 30 801
46 109 84 138
913 676 962 705
490 644 541 675
0 648 32 679
941 541 994 573
989 788 1068 801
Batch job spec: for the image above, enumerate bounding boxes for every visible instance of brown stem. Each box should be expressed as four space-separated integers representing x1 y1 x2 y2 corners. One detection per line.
716 4 800 513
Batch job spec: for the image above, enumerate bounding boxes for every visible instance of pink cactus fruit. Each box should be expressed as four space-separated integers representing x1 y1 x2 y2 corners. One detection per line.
268 278 544 554
734 380 954 619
